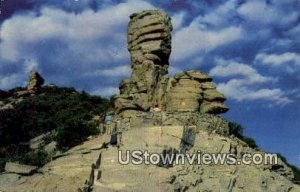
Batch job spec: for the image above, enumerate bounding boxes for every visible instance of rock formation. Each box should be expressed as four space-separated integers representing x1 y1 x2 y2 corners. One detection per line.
8 71 46 97
115 10 228 117
4 162 38 175
165 70 228 113
115 10 172 115
27 71 45 93
0 10 299 192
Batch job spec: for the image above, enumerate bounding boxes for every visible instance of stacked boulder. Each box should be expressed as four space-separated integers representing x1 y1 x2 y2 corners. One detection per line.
27 71 45 94
165 70 228 114
115 10 172 115
115 10 228 117
128 9 172 88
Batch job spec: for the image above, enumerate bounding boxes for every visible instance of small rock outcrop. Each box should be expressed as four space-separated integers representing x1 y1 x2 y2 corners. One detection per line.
165 70 228 114
4 162 38 175
27 71 45 93
115 10 228 117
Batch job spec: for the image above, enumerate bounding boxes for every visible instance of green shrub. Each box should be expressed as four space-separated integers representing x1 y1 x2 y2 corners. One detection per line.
278 153 300 182
56 119 100 150
0 87 110 170
242 136 258 148
228 121 244 138
24 150 50 166
9 89 109 148
228 123 299 182
228 121 258 148
291 166 300 182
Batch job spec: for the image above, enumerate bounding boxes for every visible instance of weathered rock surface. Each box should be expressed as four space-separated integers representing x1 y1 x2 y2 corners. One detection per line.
165 70 228 113
128 10 172 83
78 113 299 192
27 71 44 93
115 10 173 114
1 113 298 192
0 134 111 192
4 162 38 175
29 132 52 150
0 103 14 110
115 10 228 116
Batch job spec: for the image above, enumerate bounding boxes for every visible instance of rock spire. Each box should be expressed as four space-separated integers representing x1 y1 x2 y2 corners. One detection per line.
115 10 228 117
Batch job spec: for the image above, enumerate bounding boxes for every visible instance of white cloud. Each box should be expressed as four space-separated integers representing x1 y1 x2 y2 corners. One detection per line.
0 0 154 91
86 65 131 77
210 58 274 84
91 86 119 97
0 74 22 90
200 0 238 27
255 52 300 67
189 56 203 67
287 24 300 38
169 66 182 75
171 12 185 31
209 58 291 105
24 58 40 73
171 19 243 61
237 0 298 26
217 80 291 105
0 0 154 63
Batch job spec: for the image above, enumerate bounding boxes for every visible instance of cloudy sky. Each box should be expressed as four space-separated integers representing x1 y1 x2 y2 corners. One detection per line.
0 0 299 166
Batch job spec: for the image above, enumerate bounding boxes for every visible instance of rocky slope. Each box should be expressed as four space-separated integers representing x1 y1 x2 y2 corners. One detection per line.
90 121 299 191
1 113 299 191
0 134 110 192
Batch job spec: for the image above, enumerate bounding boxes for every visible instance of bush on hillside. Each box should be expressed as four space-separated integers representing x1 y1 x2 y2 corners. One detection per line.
228 121 258 148
277 153 300 182
10 90 109 144
242 136 258 148
228 121 243 138
24 149 50 167
56 119 100 150
0 87 110 170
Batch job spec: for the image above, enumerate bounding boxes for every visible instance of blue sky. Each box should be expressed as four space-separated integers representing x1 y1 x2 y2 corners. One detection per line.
0 0 299 167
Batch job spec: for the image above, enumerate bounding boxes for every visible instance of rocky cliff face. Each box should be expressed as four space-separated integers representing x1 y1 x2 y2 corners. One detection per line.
115 10 228 117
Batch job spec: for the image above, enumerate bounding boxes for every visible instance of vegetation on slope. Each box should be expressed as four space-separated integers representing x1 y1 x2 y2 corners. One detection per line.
228 121 299 183
228 121 258 148
277 154 300 183
0 86 110 171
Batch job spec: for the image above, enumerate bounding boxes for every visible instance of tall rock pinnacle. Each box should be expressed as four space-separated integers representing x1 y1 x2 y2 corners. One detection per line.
115 10 228 117
27 71 45 94
128 10 172 93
